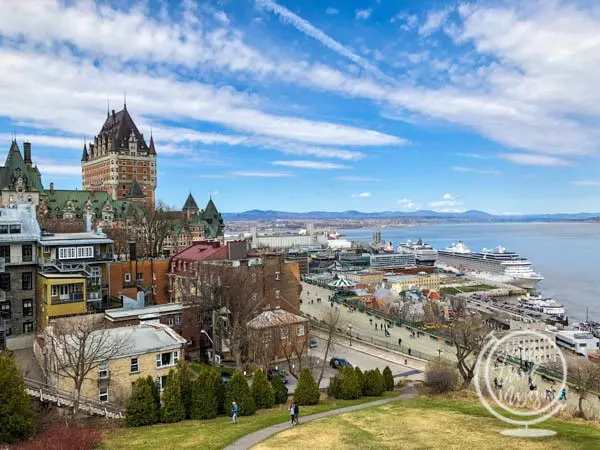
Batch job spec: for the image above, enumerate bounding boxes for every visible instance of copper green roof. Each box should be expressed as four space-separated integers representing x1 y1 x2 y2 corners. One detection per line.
202 199 224 239
183 193 198 210
125 179 145 199
0 140 45 194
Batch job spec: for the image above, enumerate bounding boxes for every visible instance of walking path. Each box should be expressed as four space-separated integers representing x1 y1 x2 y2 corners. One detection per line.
223 385 419 450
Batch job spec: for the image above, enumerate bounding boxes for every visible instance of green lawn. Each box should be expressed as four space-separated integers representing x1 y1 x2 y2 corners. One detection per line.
100 392 399 450
255 394 600 450
441 284 496 295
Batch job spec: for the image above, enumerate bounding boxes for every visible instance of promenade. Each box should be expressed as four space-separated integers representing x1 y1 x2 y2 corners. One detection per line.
300 282 454 361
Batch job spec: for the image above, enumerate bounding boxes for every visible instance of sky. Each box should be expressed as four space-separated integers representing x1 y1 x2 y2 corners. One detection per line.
0 0 599 214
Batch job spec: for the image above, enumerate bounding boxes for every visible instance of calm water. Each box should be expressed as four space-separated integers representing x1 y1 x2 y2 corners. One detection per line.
340 222 600 323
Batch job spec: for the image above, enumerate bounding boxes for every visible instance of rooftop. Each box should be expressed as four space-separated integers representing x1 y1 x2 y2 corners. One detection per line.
0 204 40 242
247 308 307 330
105 303 183 320
39 230 113 245
171 241 227 262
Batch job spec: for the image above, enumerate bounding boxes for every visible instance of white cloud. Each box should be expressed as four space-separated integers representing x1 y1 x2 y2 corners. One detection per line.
271 160 350 170
355 9 372 21
392 12 418 30
429 193 462 210
442 193 454 200
335 176 381 181
455 152 493 160
451 166 500 175
419 7 453 36
229 170 292 177
571 180 600 186
325 7 339 15
397 198 419 210
34 157 81 177
351 192 371 198
499 153 571 167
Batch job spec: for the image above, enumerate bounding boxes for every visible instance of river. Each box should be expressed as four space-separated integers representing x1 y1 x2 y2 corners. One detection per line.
339 222 600 323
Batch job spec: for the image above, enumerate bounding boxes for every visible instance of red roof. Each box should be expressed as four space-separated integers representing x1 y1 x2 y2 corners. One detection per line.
171 242 227 262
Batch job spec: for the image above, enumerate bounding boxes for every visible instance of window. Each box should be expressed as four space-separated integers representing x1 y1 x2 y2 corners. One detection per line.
22 244 32 262
0 301 10 318
0 246 10 263
136 272 143 281
0 274 10 291
22 299 33 317
156 375 168 391
130 357 139 374
22 272 33 290
98 362 109 379
51 285 58 296
156 351 179 368
175 315 181 325
280 327 289 340
262 330 272 344
9 224 21 234
0 225 7 234
23 322 33 333
275 271 280 281
167 317 174 326
99 387 108 403
297 325 305 337
275 290 280 300
124 273 131 283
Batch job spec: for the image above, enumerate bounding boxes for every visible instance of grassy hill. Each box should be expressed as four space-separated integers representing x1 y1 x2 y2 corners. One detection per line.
254 394 600 450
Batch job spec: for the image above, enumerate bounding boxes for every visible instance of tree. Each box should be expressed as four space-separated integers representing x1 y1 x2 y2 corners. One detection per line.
363 369 385 396
329 366 361 400
135 201 174 258
42 315 130 415
176 360 194 418
294 367 320 405
251 369 275 409
213 371 226 414
147 375 160 413
449 296 467 318
448 316 488 387
570 358 600 420
425 359 458 394
383 366 395 391
354 367 365 395
160 369 186 423
126 378 159 427
226 371 256 416
0 352 34 444
189 369 219 420
105 227 130 260
271 375 288 404
316 308 341 388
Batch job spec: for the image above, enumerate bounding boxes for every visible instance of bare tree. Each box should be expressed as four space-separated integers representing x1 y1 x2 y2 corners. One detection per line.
105 227 129 260
448 316 488 388
569 358 600 419
282 326 311 380
134 201 173 258
43 315 130 415
449 296 467 318
316 307 340 387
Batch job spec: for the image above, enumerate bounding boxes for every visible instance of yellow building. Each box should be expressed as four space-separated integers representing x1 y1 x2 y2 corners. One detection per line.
37 229 114 329
386 273 441 294
38 274 87 329
35 322 186 405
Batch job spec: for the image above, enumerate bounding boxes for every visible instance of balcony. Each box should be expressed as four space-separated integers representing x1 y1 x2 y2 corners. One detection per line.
51 292 84 305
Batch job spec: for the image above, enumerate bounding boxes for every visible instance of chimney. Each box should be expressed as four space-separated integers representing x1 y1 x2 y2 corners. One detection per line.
49 182 54 195
112 109 115 118
23 142 32 166
84 213 92 232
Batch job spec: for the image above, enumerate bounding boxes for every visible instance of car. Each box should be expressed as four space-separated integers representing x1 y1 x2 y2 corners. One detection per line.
267 368 288 384
329 357 353 369
309 338 318 348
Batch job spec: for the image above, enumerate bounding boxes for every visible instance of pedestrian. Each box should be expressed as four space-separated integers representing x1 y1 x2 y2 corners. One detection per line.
375 323 378 330
559 388 567 401
408 347 412 356
370 318 373 325
289 402 295 426
494 377 499 389
232 401 238 424
294 402 300 425
398 338 402 347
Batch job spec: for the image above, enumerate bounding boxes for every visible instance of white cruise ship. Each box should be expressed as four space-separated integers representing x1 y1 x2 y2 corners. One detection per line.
398 239 437 266
436 241 543 289
519 294 565 316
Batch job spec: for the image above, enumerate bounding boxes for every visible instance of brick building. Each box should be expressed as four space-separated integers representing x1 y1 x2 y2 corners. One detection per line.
109 258 170 306
81 103 156 209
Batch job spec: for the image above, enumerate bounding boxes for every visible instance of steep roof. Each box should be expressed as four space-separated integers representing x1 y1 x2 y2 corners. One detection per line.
125 179 145 199
183 193 198 210
97 107 149 152
171 241 228 262
81 143 89 162
149 133 156 155
0 140 45 194
247 309 307 330
45 189 113 220
202 198 224 239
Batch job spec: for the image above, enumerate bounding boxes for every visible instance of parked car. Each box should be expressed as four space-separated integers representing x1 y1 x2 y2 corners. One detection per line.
329 357 353 369
267 368 288 384
309 338 318 348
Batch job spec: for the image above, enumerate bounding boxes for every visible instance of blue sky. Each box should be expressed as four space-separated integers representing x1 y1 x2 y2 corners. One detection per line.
1 0 599 214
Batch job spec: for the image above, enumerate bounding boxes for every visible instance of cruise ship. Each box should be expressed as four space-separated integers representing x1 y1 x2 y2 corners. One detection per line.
436 241 543 289
398 239 438 266
519 294 566 316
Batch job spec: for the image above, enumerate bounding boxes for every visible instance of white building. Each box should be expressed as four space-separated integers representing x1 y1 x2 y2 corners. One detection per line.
386 273 440 294
369 253 416 270
555 330 599 356
496 330 558 365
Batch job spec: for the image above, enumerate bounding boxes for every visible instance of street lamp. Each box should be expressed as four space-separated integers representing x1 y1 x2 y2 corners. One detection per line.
437 348 443 359
518 344 523 370
201 330 216 367
348 324 353 347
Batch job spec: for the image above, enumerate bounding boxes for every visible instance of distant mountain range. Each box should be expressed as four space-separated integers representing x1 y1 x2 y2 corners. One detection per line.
222 209 600 221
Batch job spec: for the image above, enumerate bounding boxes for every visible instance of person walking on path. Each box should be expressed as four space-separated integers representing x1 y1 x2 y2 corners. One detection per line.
232 401 238 424
289 403 295 426
294 402 300 425
559 388 567 401
398 338 402 347
408 347 412 356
